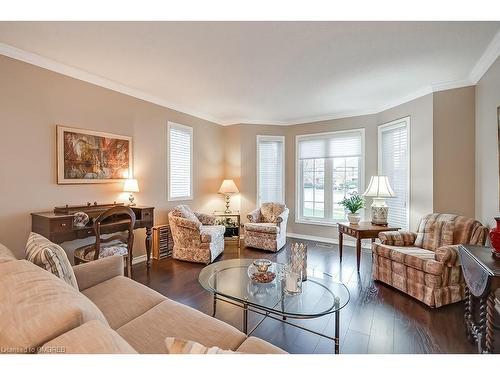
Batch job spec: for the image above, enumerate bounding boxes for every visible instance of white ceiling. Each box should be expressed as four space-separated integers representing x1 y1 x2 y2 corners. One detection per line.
0 21 499 125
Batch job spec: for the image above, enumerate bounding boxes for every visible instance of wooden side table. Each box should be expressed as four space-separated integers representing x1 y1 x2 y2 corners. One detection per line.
338 222 400 272
458 244 500 354
213 211 241 248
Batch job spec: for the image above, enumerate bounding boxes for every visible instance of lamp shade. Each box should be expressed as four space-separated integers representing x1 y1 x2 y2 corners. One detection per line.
363 176 396 198
123 179 139 193
218 179 239 194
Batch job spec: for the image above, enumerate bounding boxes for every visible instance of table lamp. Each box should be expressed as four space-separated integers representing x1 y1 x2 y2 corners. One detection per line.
362 176 396 226
218 179 239 214
123 178 139 206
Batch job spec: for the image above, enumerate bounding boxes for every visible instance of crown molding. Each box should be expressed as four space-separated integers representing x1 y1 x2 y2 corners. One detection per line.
469 29 500 84
0 42 225 126
1 28 498 128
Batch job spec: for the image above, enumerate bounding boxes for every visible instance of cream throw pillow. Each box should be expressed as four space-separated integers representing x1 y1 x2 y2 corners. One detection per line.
25 232 79 290
165 337 237 354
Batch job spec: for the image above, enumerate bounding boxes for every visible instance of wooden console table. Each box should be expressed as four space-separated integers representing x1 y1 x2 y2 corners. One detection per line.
31 203 154 268
338 222 400 272
458 244 500 354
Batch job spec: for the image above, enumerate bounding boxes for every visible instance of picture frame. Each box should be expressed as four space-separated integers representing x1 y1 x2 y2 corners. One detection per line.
56 125 133 184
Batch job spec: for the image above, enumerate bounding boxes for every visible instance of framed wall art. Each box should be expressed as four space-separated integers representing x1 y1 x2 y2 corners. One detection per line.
56 125 133 184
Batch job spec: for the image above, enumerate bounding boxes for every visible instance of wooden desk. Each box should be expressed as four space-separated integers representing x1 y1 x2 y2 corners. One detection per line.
31 205 154 267
338 222 400 272
458 245 500 353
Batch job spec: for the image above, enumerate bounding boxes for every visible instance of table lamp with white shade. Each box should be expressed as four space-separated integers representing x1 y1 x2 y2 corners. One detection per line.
362 176 396 226
218 179 239 214
123 178 139 206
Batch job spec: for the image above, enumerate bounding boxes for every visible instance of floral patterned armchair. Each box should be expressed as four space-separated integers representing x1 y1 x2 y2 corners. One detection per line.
168 205 225 264
244 203 289 252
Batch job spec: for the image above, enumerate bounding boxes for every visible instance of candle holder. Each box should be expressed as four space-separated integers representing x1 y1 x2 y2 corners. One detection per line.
290 242 307 281
283 264 302 295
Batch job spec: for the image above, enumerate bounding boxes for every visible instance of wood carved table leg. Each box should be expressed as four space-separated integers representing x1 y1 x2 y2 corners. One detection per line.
356 238 361 272
478 297 487 353
464 286 473 343
338 230 343 262
486 291 495 354
145 226 152 268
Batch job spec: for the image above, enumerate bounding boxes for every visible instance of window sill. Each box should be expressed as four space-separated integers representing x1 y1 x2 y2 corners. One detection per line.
294 218 341 227
168 196 193 202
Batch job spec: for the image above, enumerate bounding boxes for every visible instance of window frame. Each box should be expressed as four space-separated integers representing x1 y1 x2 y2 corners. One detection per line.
167 121 194 202
295 128 365 227
377 116 411 230
256 135 286 206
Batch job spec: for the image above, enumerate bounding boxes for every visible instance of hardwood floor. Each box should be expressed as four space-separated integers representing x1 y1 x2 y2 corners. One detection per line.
132 238 479 354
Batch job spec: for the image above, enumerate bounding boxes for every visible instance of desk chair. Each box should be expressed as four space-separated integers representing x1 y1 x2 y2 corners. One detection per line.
74 206 136 277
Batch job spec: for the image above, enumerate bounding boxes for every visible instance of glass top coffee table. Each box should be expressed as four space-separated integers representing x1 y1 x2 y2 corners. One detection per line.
199 259 350 353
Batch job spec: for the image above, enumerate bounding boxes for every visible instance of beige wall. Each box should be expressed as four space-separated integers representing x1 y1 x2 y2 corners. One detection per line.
0 53 486 257
377 94 434 230
475 57 500 228
0 55 225 259
433 86 476 217
227 93 435 238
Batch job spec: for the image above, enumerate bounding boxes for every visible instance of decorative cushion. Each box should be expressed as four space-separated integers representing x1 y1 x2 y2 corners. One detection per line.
165 337 236 354
244 222 279 234
260 203 286 223
25 232 79 290
414 220 454 251
432 221 454 248
171 205 202 228
75 243 129 261
200 225 226 243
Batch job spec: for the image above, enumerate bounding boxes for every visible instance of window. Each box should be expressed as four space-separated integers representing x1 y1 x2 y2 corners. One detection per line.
296 129 364 225
257 135 285 205
168 122 193 201
378 117 410 230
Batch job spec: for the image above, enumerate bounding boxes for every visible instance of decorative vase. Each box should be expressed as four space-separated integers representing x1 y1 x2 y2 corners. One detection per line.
489 217 500 256
290 242 307 281
347 212 361 225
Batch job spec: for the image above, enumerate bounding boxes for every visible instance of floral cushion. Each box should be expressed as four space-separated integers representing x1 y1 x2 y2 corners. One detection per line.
75 243 128 261
244 222 279 234
260 203 286 223
171 205 202 228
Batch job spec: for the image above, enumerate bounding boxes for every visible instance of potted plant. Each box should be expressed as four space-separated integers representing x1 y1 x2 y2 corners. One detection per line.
339 193 364 225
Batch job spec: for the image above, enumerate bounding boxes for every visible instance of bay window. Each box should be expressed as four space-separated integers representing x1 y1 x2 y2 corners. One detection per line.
296 129 364 225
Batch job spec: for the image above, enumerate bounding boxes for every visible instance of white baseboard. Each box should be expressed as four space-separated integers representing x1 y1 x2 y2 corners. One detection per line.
132 254 147 265
286 232 372 250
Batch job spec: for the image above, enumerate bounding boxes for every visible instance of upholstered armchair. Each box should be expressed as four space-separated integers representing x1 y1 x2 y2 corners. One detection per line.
244 203 289 252
372 213 489 308
168 205 225 264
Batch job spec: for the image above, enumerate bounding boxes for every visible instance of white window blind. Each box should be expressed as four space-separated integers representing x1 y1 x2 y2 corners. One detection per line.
379 117 410 230
297 129 364 225
168 122 193 201
257 135 285 205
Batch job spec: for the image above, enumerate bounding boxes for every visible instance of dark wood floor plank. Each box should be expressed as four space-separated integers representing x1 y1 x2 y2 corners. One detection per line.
132 237 476 354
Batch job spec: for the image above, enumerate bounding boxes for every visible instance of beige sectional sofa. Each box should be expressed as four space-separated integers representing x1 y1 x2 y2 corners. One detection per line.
0 243 285 354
